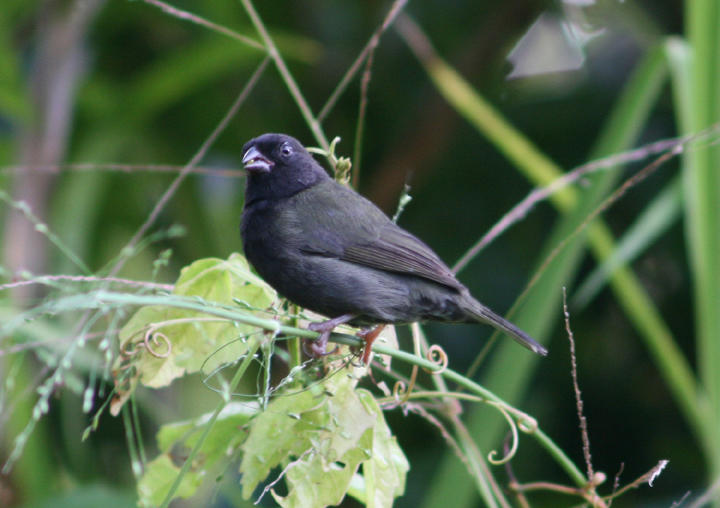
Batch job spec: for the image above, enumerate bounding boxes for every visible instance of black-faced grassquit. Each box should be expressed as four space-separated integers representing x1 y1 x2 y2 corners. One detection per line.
241 133 547 358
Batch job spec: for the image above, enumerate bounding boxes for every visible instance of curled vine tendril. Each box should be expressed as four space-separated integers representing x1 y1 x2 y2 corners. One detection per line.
120 326 172 360
483 401 539 466
486 401 519 465
423 344 448 374
392 363 419 407
143 328 172 357
392 381 408 400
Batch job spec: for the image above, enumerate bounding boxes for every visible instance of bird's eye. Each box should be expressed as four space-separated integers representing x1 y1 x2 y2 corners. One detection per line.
280 143 292 157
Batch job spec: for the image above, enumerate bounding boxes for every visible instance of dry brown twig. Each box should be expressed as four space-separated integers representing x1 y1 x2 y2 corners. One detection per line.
563 287 595 483
509 293 669 507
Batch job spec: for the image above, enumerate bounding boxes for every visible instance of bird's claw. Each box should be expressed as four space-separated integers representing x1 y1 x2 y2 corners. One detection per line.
303 314 355 358
303 328 338 357
304 320 384 363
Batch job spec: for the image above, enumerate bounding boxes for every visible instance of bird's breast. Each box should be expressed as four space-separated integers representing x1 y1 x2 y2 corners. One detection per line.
241 198 307 289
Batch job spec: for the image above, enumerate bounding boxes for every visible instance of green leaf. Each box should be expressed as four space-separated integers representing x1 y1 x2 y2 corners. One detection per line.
157 401 257 458
357 390 409 508
137 455 202 508
112 254 276 413
138 402 257 507
239 382 330 498
273 428 372 508
240 372 408 507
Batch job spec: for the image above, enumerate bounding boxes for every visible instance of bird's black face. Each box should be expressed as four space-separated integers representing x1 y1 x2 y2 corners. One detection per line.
241 133 329 204
242 134 305 173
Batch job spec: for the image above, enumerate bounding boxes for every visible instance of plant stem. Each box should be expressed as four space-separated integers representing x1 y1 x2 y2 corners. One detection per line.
240 0 330 154
685 0 720 481
85 290 586 487
159 340 261 508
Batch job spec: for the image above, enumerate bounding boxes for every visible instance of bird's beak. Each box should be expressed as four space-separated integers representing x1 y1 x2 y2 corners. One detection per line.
242 146 274 173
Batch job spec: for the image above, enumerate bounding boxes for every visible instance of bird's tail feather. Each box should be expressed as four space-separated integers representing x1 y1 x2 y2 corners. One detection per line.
463 297 548 356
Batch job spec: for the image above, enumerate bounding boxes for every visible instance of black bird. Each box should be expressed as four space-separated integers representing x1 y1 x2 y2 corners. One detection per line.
240 133 547 358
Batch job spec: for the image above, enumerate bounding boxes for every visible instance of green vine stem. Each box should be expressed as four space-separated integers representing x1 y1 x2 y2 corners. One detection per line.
82 290 587 488
159 340 261 508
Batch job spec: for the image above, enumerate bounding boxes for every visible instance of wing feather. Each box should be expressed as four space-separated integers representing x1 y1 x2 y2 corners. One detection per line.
295 180 464 291
341 225 463 290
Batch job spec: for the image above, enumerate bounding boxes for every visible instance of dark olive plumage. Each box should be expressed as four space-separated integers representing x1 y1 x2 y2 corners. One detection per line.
240 133 547 356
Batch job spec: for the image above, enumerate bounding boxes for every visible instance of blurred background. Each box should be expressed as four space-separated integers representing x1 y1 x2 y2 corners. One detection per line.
1 0 714 507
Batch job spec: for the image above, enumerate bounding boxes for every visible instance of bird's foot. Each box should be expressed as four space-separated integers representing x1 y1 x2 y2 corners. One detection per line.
303 329 336 357
357 325 386 364
304 314 356 358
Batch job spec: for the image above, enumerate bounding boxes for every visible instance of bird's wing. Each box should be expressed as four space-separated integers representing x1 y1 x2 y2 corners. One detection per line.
340 224 464 290
296 181 463 290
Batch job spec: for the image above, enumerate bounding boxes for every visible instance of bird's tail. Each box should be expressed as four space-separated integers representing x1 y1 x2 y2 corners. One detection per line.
462 295 548 356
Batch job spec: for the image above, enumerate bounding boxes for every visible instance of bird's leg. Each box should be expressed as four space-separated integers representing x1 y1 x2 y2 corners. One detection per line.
357 325 386 364
306 314 356 357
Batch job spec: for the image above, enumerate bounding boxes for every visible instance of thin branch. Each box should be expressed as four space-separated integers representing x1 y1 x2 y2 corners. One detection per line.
563 287 594 481
0 163 244 177
140 0 264 50
240 0 329 153
503 434 531 508
107 56 270 278
512 481 588 497
672 491 691 507
464 135 691 380
318 0 408 123
0 365 51 431
159 342 261 508
0 190 90 275
606 460 669 501
0 275 174 293
519 144 682 309
0 331 110 357
351 38 377 188
686 474 720 507
453 124 720 273
11 289 586 490
451 413 511 508
406 404 472 482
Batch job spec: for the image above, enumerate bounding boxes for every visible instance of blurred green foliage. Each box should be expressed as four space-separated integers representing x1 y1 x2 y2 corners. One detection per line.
1 1 716 507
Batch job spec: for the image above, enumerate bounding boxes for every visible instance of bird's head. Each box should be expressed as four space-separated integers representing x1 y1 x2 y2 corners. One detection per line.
242 133 330 203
